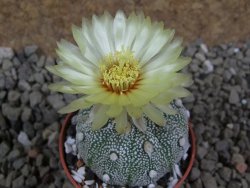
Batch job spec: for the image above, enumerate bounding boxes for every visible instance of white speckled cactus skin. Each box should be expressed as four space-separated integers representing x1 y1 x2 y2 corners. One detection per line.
76 101 190 187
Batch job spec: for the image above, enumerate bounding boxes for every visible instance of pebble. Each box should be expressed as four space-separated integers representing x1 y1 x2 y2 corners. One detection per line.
197 146 208 159
25 176 37 187
218 167 231 182
47 94 65 110
189 167 200 181
13 157 25 170
36 154 44 167
72 174 83 183
203 60 214 73
212 57 223 65
29 91 43 107
39 166 50 177
7 149 21 161
77 166 86 176
200 159 216 172
49 156 58 169
5 171 14 187
195 52 206 62
215 139 229 152
48 132 58 145
17 131 31 147
12 175 24 188
37 55 45 67
0 112 7 130
18 63 33 81
24 45 38 57
0 141 11 158
45 56 55 66
84 180 95 185
7 90 20 103
226 123 234 129
34 72 45 84
64 137 76 154
201 172 218 188
148 184 156 188
235 162 248 174
21 107 32 122
20 93 29 106
23 122 35 138
200 43 208 53
2 59 13 70
229 87 240 104
5 76 16 89
231 153 245 164
2 103 21 121
18 80 31 91
0 47 14 60
21 164 30 176
191 179 203 188
0 76 5 90
227 180 241 188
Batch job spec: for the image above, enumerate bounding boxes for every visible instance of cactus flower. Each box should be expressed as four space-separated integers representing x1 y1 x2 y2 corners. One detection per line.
47 11 192 134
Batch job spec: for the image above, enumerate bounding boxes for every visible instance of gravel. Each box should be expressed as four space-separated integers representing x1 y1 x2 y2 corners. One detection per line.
0 41 249 188
183 41 250 188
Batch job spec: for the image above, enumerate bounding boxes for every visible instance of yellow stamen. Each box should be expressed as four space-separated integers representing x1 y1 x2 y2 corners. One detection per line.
100 50 140 94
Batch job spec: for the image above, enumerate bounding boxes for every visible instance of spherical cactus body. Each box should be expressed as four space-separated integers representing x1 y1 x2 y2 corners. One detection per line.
76 101 190 187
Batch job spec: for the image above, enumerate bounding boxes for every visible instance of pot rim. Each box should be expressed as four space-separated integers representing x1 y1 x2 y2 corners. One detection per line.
59 113 196 188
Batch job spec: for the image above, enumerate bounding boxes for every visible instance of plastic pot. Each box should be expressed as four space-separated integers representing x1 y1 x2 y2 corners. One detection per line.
59 113 196 188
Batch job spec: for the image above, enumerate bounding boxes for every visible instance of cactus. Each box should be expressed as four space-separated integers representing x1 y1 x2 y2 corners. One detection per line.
47 10 193 187
76 100 190 186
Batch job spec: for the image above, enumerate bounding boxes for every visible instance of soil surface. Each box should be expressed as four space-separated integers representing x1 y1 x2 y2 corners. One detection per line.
1 0 250 55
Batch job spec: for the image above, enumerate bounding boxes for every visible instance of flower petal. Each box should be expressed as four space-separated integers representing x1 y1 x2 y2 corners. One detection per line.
155 104 177 115
58 97 93 114
127 88 158 107
49 82 103 95
86 91 121 105
151 87 192 105
140 29 174 66
144 57 190 77
126 105 143 118
127 91 148 106
106 105 123 117
115 110 130 134
56 41 96 76
46 65 97 86
122 13 139 50
118 94 131 106
72 25 86 54
144 39 183 70
131 117 147 132
92 14 113 55
91 105 110 130
113 10 126 51
48 82 79 94
142 104 165 126
81 18 103 64
132 16 155 59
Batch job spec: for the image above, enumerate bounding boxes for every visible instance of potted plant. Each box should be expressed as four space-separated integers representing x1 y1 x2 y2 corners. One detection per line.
47 10 195 188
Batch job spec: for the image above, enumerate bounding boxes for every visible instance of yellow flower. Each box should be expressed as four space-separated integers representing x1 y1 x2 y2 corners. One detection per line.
47 11 192 134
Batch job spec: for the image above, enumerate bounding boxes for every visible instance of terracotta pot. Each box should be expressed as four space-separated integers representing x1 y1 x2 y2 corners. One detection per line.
59 113 196 188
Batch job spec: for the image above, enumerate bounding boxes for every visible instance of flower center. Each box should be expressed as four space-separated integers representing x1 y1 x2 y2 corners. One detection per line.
100 50 140 94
